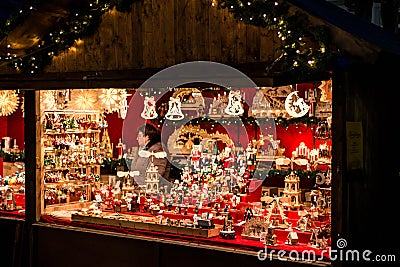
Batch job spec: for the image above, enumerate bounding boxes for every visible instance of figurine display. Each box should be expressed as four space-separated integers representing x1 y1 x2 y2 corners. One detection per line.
286 228 299 245
47 109 332 256
219 214 236 239
265 227 277 246
190 144 202 171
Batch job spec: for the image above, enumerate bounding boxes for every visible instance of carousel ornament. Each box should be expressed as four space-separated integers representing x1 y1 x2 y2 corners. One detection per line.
284 91 309 118
225 90 244 116
141 96 158 119
250 90 270 117
165 96 184 120
0 90 20 116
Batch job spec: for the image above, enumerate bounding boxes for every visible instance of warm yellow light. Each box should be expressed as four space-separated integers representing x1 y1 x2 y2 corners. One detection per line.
0 91 20 116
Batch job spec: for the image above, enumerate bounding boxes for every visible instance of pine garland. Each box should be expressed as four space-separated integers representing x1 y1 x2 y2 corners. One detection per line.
1 0 334 78
0 0 138 76
217 0 334 78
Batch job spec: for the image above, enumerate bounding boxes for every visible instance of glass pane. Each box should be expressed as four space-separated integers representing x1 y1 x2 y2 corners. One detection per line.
39 84 332 261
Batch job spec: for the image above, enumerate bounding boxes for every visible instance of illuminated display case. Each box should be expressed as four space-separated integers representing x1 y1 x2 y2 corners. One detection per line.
36 84 332 263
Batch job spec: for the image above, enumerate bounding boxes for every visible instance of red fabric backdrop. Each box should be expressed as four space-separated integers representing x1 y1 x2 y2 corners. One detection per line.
0 86 331 159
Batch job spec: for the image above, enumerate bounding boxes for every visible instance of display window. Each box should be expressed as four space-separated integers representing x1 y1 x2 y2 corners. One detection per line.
0 90 25 219
34 81 332 262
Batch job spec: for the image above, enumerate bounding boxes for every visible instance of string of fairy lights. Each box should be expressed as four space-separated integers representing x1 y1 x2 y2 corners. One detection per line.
214 0 333 77
0 0 138 76
0 0 333 77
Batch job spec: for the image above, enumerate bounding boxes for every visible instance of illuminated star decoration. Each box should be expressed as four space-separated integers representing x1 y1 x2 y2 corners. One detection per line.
99 88 120 113
99 88 131 119
40 91 57 111
0 90 20 116
67 89 99 110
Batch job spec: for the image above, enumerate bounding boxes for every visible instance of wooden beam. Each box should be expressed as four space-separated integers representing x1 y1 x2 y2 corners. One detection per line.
0 61 331 89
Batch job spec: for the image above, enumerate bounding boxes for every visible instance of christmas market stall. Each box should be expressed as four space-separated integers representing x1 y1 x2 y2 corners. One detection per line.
1 1 400 267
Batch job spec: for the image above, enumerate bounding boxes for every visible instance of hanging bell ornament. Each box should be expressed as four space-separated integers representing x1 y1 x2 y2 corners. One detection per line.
141 96 158 119
225 90 244 116
165 97 184 120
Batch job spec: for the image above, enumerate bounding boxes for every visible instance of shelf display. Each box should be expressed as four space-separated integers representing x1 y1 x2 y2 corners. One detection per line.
36 84 332 260
41 109 109 211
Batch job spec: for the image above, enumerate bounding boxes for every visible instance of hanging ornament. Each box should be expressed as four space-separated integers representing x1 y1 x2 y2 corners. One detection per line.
67 89 99 110
225 90 244 116
141 96 158 119
119 97 128 119
284 91 309 118
40 91 57 111
0 90 20 116
20 96 25 117
165 96 184 120
98 88 121 113
250 90 270 117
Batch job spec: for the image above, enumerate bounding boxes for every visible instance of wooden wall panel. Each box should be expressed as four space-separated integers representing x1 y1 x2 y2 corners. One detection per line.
142 0 154 68
259 28 275 62
100 9 116 70
45 0 278 73
132 0 144 68
175 0 189 64
196 0 210 61
208 1 221 62
163 0 175 66
115 10 131 69
246 26 260 62
236 23 246 63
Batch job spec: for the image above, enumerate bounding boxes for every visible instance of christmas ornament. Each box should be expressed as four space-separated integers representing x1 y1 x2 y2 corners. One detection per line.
250 90 270 117
119 97 128 119
165 96 184 120
0 90 20 116
67 89 99 110
98 88 120 113
284 91 309 118
225 90 244 116
40 91 57 111
20 96 25 117
99 88 130 114
140 96 158 119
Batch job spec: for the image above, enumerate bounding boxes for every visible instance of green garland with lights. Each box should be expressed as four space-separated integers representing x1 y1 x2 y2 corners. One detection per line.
217 0 334 78
0 0 138 76
274 115 321 128
1 0 333 77
152 114 321 128
0 150 25 162
264 168 327 181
